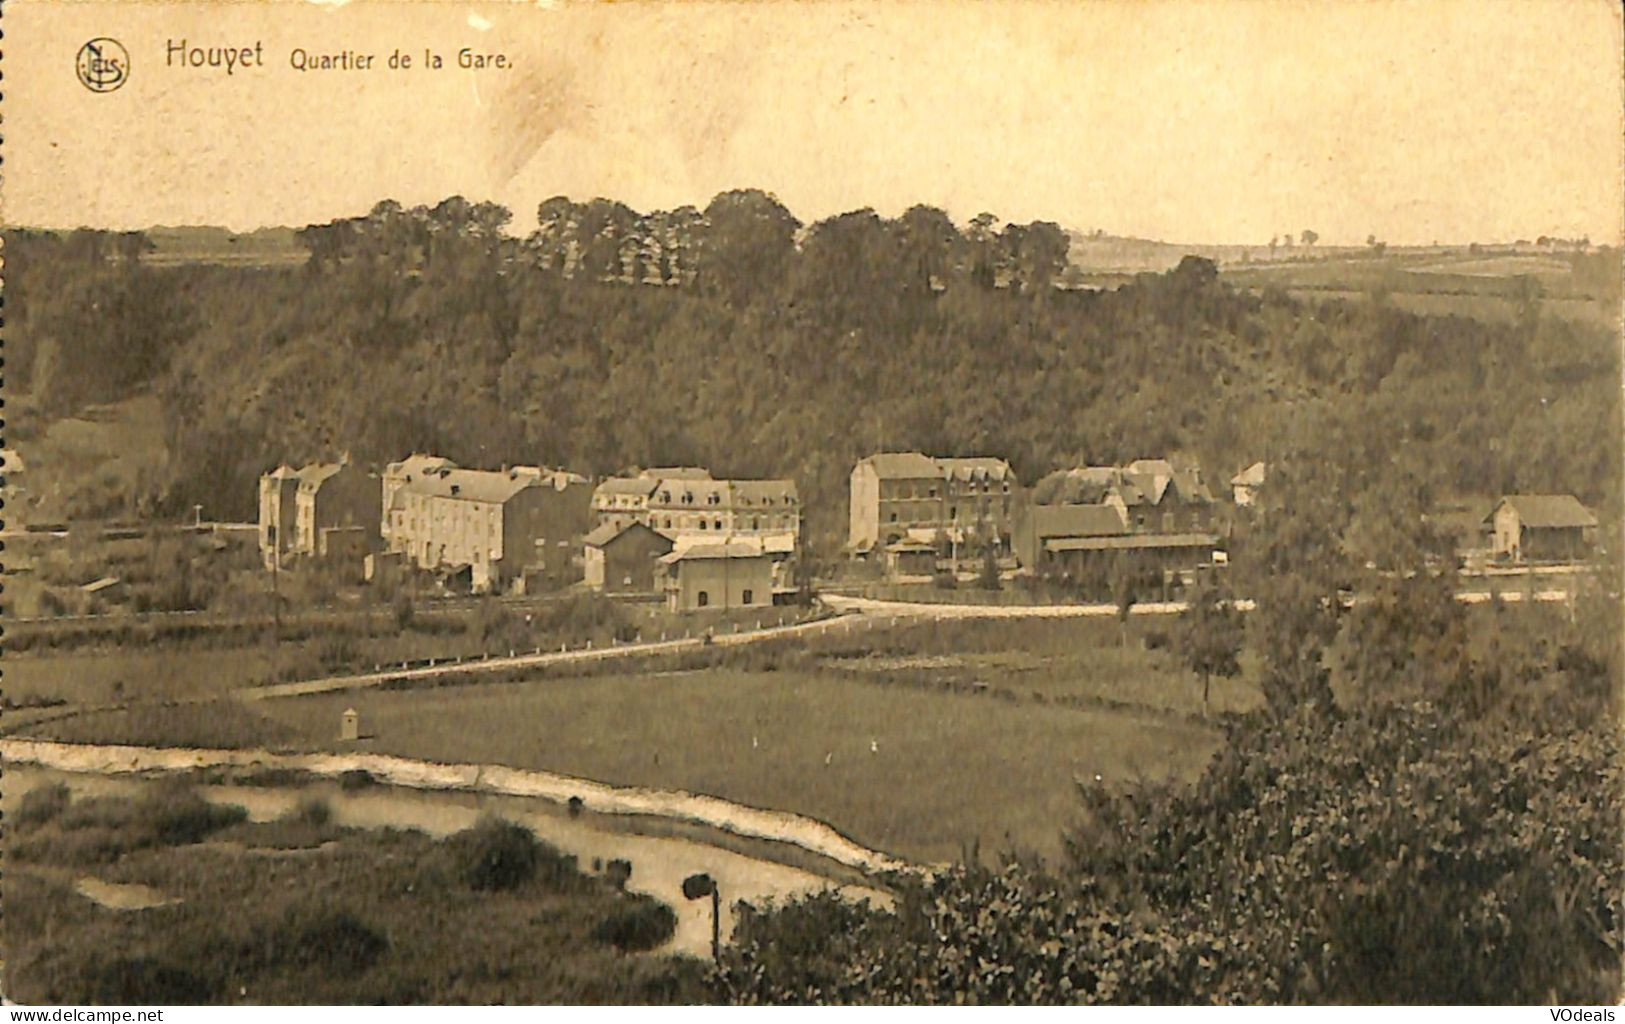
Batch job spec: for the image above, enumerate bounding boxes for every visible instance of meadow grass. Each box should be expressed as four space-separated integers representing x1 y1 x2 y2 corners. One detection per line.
257 666 1221 864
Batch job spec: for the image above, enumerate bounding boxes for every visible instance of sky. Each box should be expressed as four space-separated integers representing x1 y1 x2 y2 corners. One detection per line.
7 0 1623 245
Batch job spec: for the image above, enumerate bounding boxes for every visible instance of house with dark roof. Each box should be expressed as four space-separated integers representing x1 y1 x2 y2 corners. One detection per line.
583 521 675 594
1485 494 1598 563
848 452 1020 555
1015 457 1220 584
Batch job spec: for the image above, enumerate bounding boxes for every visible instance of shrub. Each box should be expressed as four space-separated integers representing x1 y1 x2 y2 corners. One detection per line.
140 785 249 845
338 769 376 791
393 593 416 631
592 899 677 952
276 908 388 974
292 796 333 827
604 858 633 891
16 782 72 828
445 816 543 892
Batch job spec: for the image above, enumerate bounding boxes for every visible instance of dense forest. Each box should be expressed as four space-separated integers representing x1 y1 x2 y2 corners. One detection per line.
7 190 1620 554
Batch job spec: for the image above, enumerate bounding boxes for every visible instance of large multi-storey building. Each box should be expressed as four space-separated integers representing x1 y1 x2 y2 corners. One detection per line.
848 452 1020 555
258 458 376 570
591 469 801 547
385 462 593 593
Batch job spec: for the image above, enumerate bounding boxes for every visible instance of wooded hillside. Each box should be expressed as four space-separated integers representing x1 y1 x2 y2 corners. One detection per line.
7 192 1618 552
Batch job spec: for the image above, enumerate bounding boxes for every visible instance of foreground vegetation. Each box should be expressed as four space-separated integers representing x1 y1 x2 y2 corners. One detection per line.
712 454 1625 1004
6 788 703 1004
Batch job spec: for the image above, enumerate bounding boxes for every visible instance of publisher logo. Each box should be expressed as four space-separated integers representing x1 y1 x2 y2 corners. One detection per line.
77 38 130 93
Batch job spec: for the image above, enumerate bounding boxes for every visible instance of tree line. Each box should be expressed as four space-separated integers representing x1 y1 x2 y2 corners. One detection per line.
6 191 1619 556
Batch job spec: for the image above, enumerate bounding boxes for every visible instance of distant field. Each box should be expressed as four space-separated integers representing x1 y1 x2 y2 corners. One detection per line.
253 668 1220 863
140 226 306 267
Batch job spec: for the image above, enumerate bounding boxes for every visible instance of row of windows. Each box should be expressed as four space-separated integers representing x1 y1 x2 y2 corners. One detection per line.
883 482 1011 500
656 491 797 507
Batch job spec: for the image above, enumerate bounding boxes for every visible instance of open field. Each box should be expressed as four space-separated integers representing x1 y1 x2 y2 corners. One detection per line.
252 654 1222 864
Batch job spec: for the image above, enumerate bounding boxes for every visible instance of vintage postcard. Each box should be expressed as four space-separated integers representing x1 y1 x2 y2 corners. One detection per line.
2 0 1622 1008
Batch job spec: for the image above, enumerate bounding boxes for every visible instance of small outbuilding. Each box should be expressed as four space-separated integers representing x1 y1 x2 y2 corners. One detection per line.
583 521 675 594
883 539 938 579
1485 494 1598 563
659 542 774 612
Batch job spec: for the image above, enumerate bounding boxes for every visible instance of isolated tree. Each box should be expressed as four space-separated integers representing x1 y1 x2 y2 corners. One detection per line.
1109 554 1140 647
1237 458 1351 716
1300 229 1319 247
977 544 1002 591
1172 579 1244 717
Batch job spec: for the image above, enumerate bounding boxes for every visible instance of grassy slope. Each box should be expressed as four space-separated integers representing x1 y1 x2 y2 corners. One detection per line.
5 809 703 1004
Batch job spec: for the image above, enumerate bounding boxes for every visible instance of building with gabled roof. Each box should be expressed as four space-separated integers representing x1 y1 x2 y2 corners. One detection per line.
1016 456 1220 584
593 470 801 554
386 462 592 593
1230 461 1267 507
584 521 675 594
849 452 1020 555
1485 494 1598 563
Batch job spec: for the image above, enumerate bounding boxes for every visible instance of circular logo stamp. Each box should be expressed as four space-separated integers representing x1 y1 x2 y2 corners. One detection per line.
76 38 130 93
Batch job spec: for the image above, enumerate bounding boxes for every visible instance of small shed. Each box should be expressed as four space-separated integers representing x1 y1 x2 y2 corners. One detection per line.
340 708 360 741
1485 495 1598 563
883 539 938 578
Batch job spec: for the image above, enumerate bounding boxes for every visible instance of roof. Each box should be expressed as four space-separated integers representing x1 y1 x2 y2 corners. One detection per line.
937 457 1014 482
263 464 302 482
296 462 348 491
1231 461 1267 487
584 521 674 549
885 539 938 553
81 576 122 593
398 467 545 505
1044 533 1218 553
1489 495 1598 529
595 477 661 499
659 541 772 564
386 453 457 479
1028 503 1128 538
641 466 713 480
729 479 800 506
860 452 942 479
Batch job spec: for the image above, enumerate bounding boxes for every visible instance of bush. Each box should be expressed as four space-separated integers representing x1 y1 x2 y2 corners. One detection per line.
592 900 677 952
292 796 333 828
445 816 544 892
932 570 958 590
273 908 388 975
338 769 376 791
16 782 72 828
604 858 633 891
140 785 249 845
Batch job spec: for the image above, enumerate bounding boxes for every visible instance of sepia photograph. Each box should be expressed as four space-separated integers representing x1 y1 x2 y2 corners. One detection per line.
2 0 1622 1008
